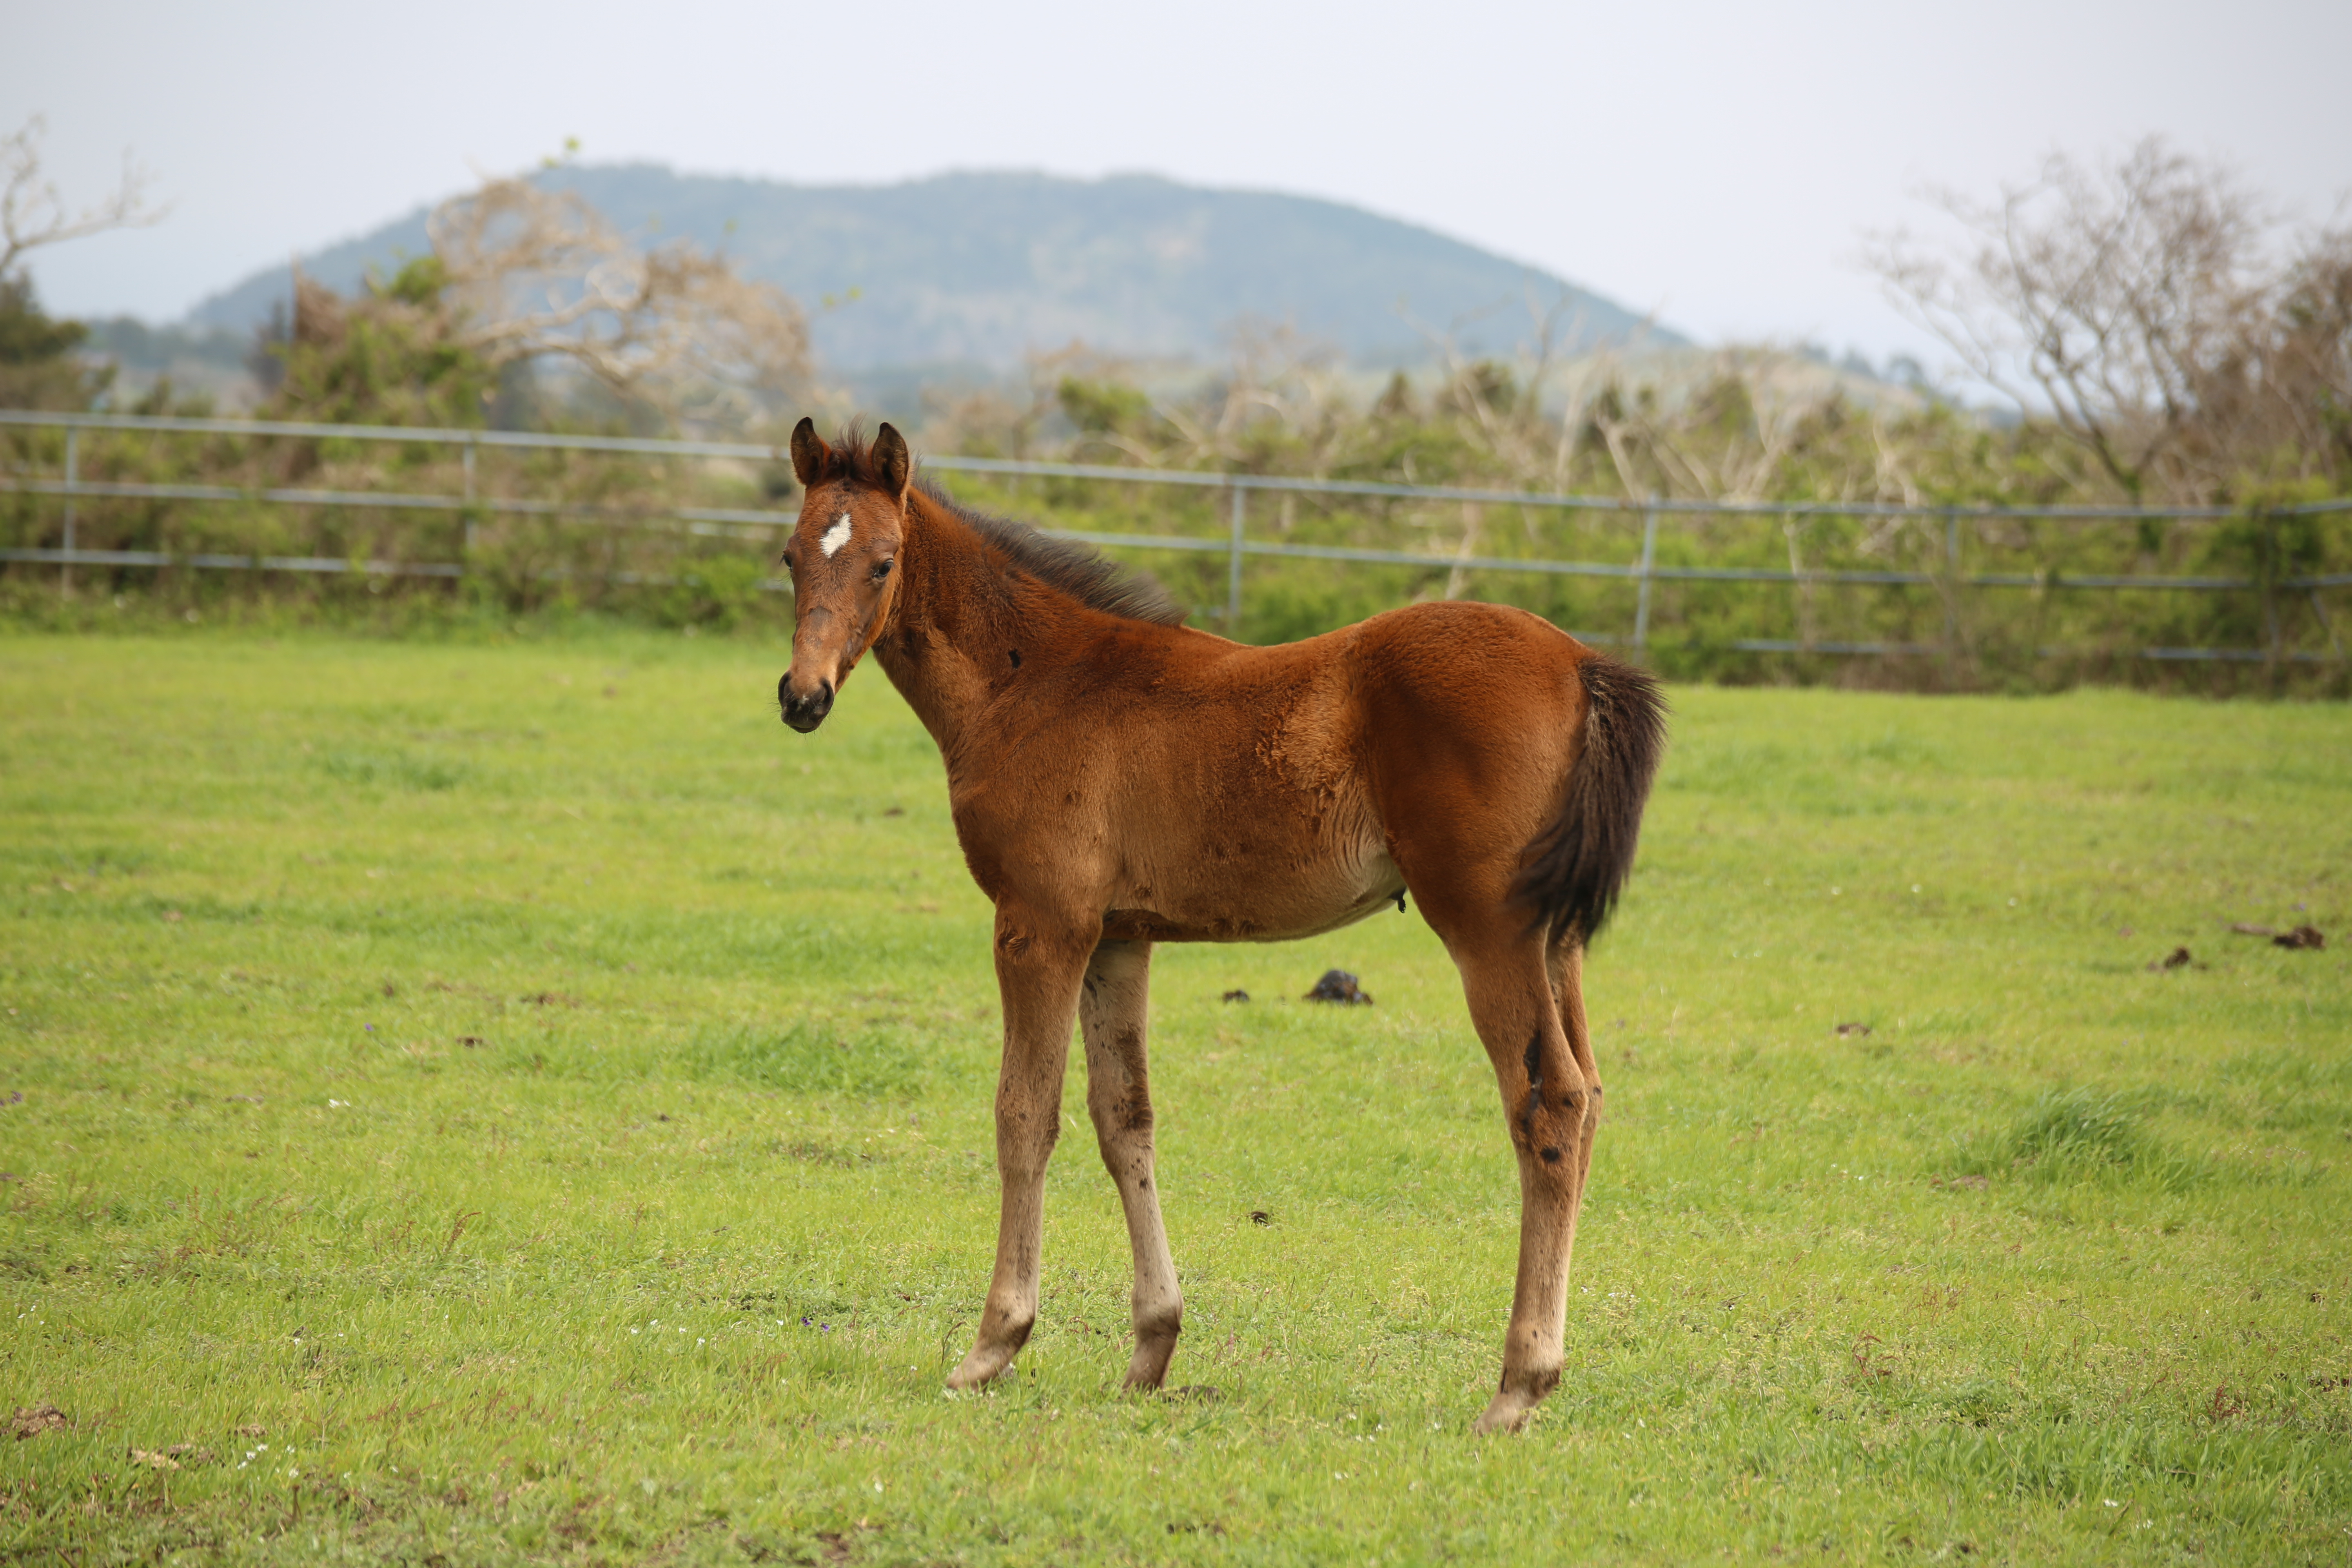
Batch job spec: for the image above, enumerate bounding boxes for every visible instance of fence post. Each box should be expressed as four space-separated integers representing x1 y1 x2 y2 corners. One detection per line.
1632 505 1658 652
461 434 479 576
1942 506 1960 672
2260 508 2285 679
60 425 78 599
1226 481 1247 638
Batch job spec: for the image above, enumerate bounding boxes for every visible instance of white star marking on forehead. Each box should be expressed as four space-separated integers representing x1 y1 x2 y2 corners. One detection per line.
820 513 853 559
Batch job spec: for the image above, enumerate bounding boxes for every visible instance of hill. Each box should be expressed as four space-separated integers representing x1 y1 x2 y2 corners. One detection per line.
184 165 1683 376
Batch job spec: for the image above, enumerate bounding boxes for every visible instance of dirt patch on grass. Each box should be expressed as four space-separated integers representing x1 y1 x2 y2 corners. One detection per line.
12 1405 67 1440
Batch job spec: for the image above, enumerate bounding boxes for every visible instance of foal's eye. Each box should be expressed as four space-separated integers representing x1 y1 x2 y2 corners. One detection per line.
871 558 894 581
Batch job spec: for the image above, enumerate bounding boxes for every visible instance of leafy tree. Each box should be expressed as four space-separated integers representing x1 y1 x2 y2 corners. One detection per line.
0 115 157 411
0 271 107 410
265 259 497 428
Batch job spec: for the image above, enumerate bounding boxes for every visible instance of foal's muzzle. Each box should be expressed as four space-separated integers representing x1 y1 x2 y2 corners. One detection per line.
779 673 833 733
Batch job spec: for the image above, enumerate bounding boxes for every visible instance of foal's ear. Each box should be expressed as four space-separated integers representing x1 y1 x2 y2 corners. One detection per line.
874 422 913 504
788 416 829 488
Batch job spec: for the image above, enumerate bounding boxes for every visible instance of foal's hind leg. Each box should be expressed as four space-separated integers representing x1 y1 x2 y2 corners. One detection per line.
1420 893 1601 1434
1469 917 1601 1432
1078 939 1183 1389
1548 936 1604 1223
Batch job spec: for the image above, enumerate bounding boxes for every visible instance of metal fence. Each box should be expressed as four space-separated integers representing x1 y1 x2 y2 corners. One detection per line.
3 406 2348 666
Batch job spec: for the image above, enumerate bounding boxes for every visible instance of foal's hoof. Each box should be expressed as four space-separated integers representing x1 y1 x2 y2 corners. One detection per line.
946 1347 1018 1391
1122 1340 1178 1392
1472 1390 1539 1434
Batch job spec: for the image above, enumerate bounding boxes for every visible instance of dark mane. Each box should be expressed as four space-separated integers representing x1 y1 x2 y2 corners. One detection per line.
934 484 1189 627
811 425 1187 628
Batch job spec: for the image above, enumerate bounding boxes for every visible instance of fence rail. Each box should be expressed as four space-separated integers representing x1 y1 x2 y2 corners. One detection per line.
3 407 2346 666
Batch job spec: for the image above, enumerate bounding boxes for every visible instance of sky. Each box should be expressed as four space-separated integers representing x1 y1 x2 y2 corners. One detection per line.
6 0 2349 370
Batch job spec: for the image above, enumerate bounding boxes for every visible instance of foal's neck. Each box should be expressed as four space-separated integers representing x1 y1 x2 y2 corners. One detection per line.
871 491 1054 767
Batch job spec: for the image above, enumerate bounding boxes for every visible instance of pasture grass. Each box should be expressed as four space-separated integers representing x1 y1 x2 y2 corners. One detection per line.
1 627 2347 1565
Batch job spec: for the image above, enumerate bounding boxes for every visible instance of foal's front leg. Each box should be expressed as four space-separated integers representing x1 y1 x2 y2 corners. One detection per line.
1078 939 1183 1389
947 906 1089 1391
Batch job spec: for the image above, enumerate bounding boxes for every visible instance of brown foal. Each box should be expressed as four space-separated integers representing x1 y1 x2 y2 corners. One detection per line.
775 420 1665 1432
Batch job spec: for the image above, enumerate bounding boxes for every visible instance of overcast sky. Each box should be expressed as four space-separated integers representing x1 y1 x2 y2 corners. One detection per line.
7 0 2348 368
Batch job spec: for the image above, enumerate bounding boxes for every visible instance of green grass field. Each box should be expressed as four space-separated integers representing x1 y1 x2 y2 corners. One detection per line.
2 627 2347 1565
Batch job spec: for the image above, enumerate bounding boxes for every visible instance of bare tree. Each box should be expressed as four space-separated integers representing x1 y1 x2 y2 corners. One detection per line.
427 175 813 421
2199 224 2352 487
1185 323 1357 474
1870 138 2277 499
1615 348 1857 504
1 115 165 278
1405 286 1609 494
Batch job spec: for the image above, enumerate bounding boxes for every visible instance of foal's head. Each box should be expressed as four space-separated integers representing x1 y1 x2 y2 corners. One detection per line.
777 419 913 733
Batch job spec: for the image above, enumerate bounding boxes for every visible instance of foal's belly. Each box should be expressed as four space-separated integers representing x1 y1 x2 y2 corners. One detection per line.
1099 832 1407 945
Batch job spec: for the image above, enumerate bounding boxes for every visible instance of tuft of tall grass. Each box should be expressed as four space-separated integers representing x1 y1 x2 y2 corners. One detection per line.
686 1020 932 1098
316 747 469 791
1953 1088 2204 1191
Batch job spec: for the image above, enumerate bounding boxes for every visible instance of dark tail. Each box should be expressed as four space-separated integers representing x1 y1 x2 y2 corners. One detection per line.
1509 651 1668 943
